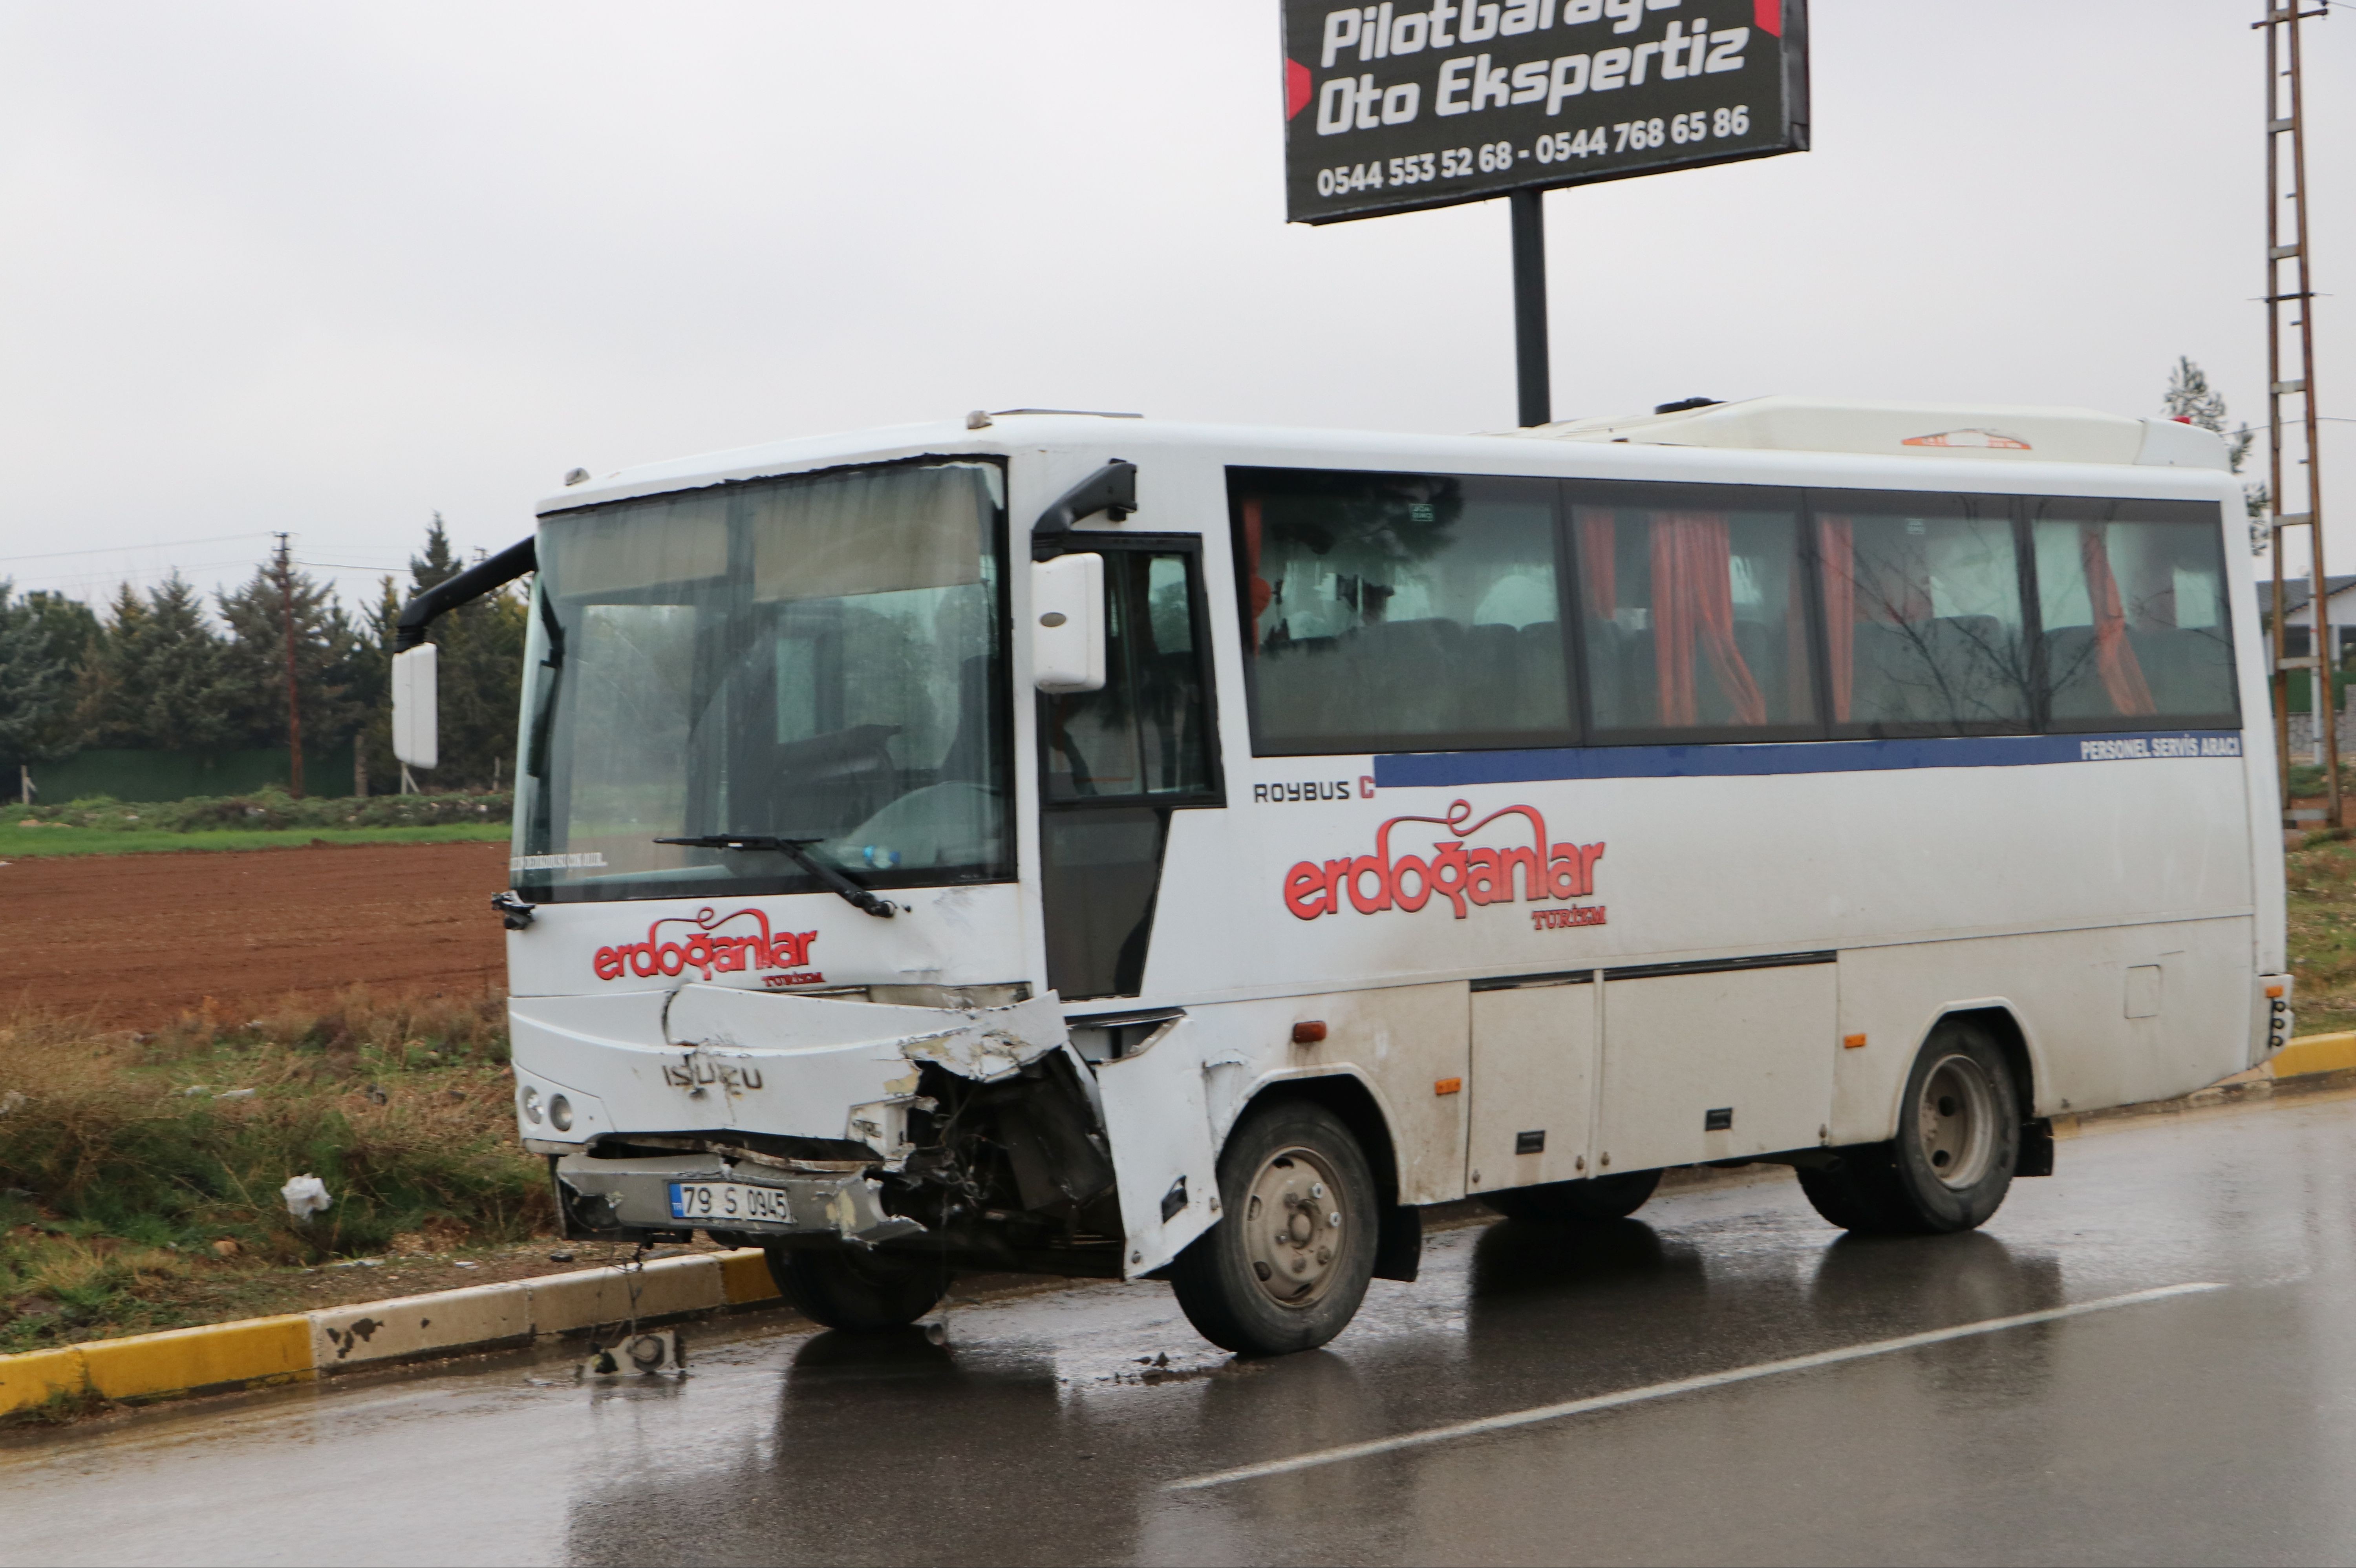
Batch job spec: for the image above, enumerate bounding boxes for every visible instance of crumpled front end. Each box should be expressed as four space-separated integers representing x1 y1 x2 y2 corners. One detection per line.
516 986 1122 1268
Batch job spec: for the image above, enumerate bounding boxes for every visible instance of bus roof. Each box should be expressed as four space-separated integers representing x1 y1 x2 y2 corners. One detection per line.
1513 395 2233 471
540 402 2237 516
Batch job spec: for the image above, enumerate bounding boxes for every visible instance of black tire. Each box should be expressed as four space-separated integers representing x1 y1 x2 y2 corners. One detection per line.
1170 1100 1378 1356
1799 1020 2020 1235
1480 1168 1661 1223
763 1244 948 1332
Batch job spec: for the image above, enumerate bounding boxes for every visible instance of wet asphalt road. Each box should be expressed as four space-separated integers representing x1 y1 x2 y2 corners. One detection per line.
6 1092 2356 1567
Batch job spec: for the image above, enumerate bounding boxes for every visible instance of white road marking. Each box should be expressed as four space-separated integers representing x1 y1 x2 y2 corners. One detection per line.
1167 1281 2226 1492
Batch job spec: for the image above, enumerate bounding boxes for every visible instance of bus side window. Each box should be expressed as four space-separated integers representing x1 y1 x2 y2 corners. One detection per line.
1814 494 2031 736
2029 498 2239 728
1573 491 1816 738
1230 468 1571 756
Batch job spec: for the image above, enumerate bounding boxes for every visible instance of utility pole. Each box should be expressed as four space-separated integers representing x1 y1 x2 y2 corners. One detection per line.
272 532 305 799
2261 2 2338 827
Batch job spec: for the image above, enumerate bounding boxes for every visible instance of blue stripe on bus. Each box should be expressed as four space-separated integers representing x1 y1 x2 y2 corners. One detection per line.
1371 731 2245 789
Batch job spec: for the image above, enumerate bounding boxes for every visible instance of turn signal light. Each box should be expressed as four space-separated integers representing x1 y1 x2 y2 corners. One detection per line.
1435 1077 1463 1096
2266 984 2286 999
1292 1020 1328 1044
1843 1033 1868 1050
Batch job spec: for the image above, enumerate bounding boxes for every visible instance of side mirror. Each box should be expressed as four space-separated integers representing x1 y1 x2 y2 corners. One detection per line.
391 643 439 769
1031 554 1105 693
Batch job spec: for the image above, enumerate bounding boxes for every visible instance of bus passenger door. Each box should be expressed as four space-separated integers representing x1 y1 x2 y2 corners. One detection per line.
1466 976 1599 1196
1035 540 1222 1000
1596 960 1837 1175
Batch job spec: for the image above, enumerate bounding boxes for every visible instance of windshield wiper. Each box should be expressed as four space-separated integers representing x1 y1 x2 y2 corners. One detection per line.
654 835 898 919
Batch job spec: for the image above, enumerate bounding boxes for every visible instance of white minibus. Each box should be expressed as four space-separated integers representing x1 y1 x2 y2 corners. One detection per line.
393 395 2292 1354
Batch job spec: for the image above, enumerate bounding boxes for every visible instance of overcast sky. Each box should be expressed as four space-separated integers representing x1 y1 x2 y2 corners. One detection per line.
1 0 2350 616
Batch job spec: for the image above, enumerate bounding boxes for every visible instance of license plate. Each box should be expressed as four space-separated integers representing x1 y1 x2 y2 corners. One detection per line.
668 1181 793 1224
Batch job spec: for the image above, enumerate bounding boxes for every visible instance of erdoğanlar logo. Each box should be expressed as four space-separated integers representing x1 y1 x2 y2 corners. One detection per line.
593 906 822 986
1284 799 1605 928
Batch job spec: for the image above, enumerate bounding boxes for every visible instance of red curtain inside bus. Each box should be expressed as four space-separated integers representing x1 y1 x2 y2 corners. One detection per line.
2080 522 2156 716
1240 497 1271 637
1819 516 1855 722
1578 508 1616 618
1650 513 1765 726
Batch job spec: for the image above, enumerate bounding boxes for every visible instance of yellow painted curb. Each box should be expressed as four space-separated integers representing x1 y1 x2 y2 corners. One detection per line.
311 1282 533 1371
0 1248 796 1419
0 1347 90 1418
528 1254 724 1334
721 1248 782 1305
2275 1030 2356 1080
80 1315 313 1404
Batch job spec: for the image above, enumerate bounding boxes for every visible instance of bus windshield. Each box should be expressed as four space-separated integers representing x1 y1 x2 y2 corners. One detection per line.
512 459 1011 903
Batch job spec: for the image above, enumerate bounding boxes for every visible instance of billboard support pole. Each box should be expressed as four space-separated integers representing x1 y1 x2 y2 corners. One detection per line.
1510 189 1550 428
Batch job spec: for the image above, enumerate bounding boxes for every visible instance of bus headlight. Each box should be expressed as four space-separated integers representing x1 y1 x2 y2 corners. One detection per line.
549 1094 574 1133
521 1086 543 1125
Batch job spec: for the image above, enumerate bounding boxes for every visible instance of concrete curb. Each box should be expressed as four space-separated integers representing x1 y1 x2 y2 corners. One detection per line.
12 1031 2356 1422
2259 1029 2356 1080
0 1249 787 1420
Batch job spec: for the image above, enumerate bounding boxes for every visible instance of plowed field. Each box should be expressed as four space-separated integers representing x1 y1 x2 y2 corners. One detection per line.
0 841 510 1026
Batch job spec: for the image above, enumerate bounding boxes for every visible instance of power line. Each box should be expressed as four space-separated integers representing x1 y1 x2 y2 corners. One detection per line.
0 531 274 566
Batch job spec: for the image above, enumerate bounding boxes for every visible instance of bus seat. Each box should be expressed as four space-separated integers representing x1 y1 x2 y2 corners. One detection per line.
1255 636 1341 741
1924 616 2026 724
2043 625 2113 718
1354 617 1465 734
1608 624 1657 729
1515 621 1569 732
1460 622 1522 732
1846 621 1921 724
1581 623 1623 727
2127 625 2235 716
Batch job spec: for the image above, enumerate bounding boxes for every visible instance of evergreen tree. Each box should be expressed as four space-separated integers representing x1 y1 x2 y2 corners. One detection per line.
0 582 78 768
75 574 236 752
216 541 364 793
351 575 403 795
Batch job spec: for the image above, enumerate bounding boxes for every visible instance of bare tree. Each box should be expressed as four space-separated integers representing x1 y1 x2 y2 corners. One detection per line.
2165 356 2268 552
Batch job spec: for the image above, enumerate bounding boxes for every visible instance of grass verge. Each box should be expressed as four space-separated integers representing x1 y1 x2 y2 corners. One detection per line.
2288 832 2356 1035
0 991 549 1356
1 787 511 858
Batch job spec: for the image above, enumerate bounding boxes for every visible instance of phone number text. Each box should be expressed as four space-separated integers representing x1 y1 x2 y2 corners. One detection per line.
1314 105 1751 197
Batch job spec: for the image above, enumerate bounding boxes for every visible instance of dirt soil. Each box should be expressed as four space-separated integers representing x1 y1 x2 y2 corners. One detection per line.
0 841 510 1027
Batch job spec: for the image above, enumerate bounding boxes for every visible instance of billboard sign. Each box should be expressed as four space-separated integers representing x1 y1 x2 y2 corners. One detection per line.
1281 0 1809 224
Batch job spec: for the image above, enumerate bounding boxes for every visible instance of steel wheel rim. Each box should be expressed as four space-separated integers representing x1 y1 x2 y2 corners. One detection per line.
1241 1145 1350 1310
1917 1053 1997 1190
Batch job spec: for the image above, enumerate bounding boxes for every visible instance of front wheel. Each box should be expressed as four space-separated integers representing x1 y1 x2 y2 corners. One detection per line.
1170 1101 1378 1356
763 1244 948 1331
1798 1021 2020 1235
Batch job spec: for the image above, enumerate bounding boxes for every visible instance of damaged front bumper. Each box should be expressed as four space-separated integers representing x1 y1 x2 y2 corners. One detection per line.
516 983 1185 1273
553 1150 923 1246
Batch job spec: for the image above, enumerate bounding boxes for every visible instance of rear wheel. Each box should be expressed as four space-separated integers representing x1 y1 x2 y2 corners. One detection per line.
1480 1168 1661 1223
763 1244 948 1331
1170 1101 1377 1356
1799 1021 2020 1235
